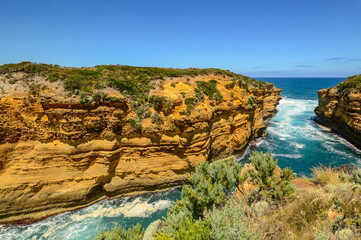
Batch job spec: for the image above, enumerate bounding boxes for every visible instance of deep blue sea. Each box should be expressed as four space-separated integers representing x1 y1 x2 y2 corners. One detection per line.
1 78 361 240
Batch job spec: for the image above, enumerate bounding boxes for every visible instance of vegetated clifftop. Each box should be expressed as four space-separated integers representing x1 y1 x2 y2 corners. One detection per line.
315 74 361 149
0 62 281 223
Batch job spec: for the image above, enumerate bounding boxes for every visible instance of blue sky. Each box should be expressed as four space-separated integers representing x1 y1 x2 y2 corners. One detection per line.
0 0 360 77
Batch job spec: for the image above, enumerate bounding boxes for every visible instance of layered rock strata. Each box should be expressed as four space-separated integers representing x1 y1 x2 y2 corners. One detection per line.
0 64 281 223
315 75 361 149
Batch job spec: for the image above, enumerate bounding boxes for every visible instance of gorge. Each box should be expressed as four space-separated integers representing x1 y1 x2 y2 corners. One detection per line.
1 73 361 239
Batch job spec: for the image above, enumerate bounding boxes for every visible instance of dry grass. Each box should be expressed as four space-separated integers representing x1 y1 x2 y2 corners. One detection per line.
311 165 345 186
247 167 361 240
258 189 332 240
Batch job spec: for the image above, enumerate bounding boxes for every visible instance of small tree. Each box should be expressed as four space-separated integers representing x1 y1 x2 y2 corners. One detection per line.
160 160 246 237
249 152 296 203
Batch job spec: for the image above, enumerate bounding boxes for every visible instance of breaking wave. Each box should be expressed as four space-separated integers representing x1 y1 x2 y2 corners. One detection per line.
0 188 180 240
243 98 361 174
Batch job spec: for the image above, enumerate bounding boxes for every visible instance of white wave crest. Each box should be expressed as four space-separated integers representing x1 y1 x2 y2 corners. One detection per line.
290 142 305 149
273 154 303 159
70 198 172 221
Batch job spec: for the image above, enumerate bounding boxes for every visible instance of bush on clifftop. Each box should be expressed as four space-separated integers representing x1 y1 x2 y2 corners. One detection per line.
337 74 361 94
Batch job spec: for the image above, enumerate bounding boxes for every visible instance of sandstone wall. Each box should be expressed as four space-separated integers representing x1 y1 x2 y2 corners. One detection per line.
0 76 281 223
315 87 361 148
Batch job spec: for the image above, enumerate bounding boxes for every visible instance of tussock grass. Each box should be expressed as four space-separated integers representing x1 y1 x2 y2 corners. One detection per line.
260 189 332 240
254 166 361 240
311 165 345 185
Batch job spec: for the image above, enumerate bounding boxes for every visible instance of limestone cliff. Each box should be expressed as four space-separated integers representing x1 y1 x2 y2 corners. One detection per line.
0 62 281 223
315 74 361 149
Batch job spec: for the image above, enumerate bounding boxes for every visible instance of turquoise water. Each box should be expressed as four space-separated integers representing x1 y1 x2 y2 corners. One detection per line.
240 78 361 176
1 78 361 239
0 189 181 240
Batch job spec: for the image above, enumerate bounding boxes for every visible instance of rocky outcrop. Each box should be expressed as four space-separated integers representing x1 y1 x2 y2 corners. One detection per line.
0 64 281 223
315 75 361 149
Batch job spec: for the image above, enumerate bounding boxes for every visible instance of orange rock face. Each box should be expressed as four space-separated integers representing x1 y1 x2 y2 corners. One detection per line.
0 75 281 223
315 87 361 149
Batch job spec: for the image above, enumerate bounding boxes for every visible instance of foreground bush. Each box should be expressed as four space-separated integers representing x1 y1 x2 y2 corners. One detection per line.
247 152 296 204
92 152 361 240
159 159 246 237
208 199 260 240
92 223 144 240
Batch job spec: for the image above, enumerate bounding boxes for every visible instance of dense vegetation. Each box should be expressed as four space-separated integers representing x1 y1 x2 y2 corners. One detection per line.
91 152 361 240
337 74 361 94
0 62 271 124
195 80 223 102
0 61 268 97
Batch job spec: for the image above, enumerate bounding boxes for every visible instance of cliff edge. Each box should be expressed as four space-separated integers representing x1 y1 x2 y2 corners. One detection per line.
0 62 281 223
315 74 361 149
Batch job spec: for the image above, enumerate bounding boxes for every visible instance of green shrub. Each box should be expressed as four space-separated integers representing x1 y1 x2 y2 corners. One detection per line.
137 105 151 119
108 78 142 97
154 233 172 240
92 92 107 103
225 82 235 89
196 80 223 101
92 223 144 240
80 93 93 105
250 152 277 182
29 83 41 96
129 118 142 131
251 200 269 217
159 200 193 237
208 200 260 240
248 96 257 108
336 228 353 240
173 218 211 240
8 78 18 84
151 112 163 125
149 95 168 112
183 98 195 115
162 99 174 115
351 168 361 185
337 75 361 94
107 96 123 102
183 160 243 218
314 230 330 240
160 160 245 237
249 152 296 203
194 88 205 102
184 97 195 105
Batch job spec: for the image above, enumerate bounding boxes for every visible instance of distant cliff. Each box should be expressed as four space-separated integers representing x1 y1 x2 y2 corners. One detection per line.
0 62 281 223
315 74 361 148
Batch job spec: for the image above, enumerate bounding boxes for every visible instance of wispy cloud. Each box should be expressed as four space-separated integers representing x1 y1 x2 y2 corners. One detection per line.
327 57 344 61
345 58 361 62
253 66 262 69
326 57 361 64
295 65 315 68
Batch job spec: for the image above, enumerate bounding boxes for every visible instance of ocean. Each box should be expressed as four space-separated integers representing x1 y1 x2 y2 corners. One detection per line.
245 78 361 175
1 78 361 239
